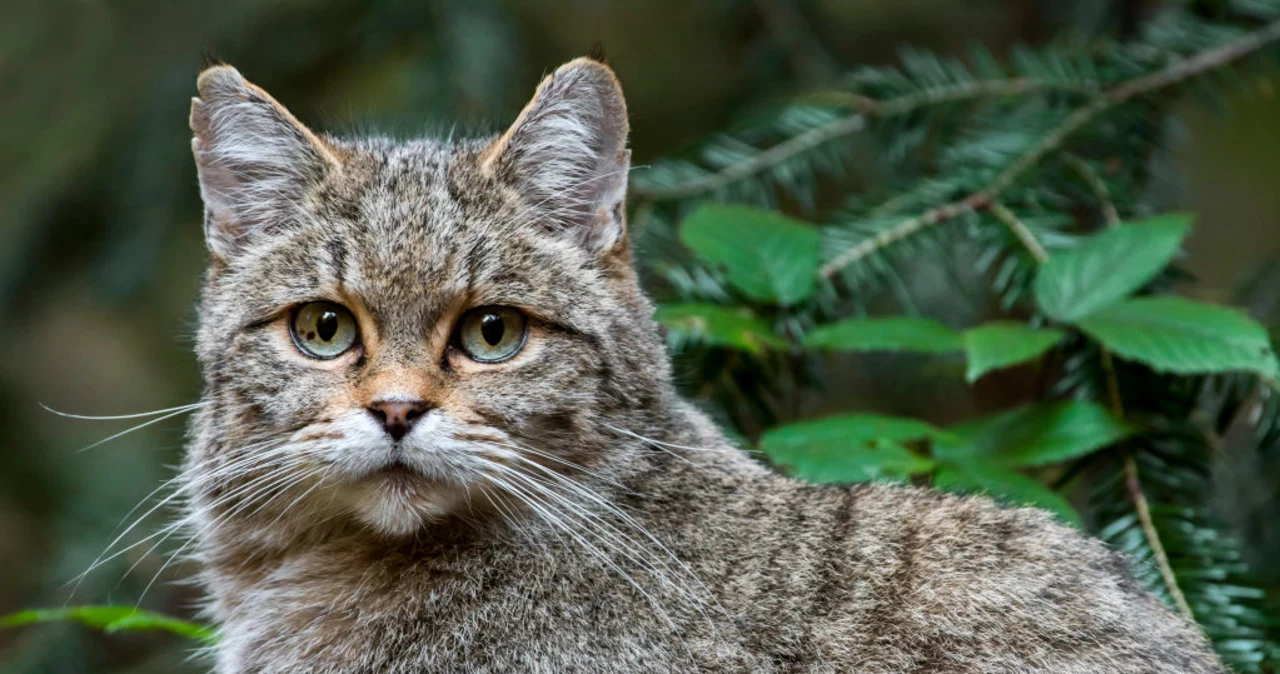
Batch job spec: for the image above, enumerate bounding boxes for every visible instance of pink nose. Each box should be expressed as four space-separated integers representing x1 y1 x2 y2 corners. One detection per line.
367 400 428 441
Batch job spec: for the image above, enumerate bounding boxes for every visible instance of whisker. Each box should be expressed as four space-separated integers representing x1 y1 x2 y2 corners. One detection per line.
68 441 301 593
40 401 206 421
484 470 676 625
489 461 707 610
603 424 753 459
74 406 203 454
135 463 329 606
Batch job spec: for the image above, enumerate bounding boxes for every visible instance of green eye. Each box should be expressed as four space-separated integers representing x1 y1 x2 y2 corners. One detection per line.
456 306 527 363
290 302 359 359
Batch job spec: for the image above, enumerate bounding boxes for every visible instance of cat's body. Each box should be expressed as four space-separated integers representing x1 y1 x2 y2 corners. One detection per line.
184 58 1225 673
204 407 1219 673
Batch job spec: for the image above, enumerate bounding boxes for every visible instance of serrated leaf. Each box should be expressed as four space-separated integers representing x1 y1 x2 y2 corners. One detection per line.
937 401 1133 467
1 606 216 644
655 303 786 353
760 414 946 484
933 463 1081 525
962 322 1064 382
804 316 962 353
678 204 820 305
1034 214 1192 321
1077 296 1280 377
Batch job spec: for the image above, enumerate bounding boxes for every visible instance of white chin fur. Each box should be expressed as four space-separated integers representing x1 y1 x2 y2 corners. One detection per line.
349 479 465 536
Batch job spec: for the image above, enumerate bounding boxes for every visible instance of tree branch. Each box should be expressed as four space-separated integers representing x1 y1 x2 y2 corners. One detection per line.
1123 454 1197 621
818 18 1280 280
630 80 1098 201
1098 347 1197 622
989 201 1049 264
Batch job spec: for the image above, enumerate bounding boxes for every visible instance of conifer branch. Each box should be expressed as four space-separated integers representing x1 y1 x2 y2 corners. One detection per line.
1063 154 1121 228
819 18 1280 280
630 80 1098 201
989 201 1049 263
1099 347 1197 622
1122 454 1197 621
804 78 1100 116
632 115 868 201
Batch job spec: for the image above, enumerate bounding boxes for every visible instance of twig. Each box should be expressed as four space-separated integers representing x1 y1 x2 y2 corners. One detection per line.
1099 348 1196 622
818 18 1280 280
1063 154 1121 228
819 194 989 274
631 79 1097 201
988 201 1049 264
632 115 868 201
1123 454 1196 621
804 79 1099 116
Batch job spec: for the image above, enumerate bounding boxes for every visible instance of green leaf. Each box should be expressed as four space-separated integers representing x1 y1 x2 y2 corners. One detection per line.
655 303 787 353
678 204 820 305
760 414 946 484
1078 297 1280 378
962 322 1064 382
804 316 961 353
1034 214 1192 322
933 463 1081 526
1 606 216 644
937 401 1133 467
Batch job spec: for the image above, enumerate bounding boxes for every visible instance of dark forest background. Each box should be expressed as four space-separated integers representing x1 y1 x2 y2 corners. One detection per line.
3 0 1280 671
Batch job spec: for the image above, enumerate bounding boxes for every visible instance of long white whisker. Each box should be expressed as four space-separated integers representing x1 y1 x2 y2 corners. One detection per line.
490 462 702 605
484 470 677 628
135 463 328 606
40 401 206 421
74 406 200 453
68 444 304 591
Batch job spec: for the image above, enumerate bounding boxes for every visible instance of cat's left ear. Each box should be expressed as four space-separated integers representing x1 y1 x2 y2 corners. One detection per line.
482 57 631 253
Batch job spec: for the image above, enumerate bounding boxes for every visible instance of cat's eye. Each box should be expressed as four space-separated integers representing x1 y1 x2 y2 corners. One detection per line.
456 306 527 363
290 302 359 359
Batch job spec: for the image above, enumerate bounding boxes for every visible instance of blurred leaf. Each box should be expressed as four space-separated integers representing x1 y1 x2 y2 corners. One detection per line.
1 606 216 644
962 322 1064 382
760 414 946 483
678 204 820 305
804 316 961 353
934 463 1081 525
938 401 1134 467
655 303 787 353
1034 214 1192 322
1078 297 1280 378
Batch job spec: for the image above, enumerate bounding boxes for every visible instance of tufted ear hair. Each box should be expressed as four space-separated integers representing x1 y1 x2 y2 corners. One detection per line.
189 65 342 259
481 57 631 253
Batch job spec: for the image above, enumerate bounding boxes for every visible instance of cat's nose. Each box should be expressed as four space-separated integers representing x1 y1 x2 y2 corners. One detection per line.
367 400 429 441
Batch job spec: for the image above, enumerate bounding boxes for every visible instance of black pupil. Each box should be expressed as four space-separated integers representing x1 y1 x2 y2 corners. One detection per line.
316 310 339 342
480 313 505 346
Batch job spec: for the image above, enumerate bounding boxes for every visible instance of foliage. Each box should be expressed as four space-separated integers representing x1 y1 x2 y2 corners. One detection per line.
637 3 1280 670
6 1 1280 671
1 607 215 645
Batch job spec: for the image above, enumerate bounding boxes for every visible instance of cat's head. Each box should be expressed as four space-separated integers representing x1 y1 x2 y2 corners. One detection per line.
187 58 671 538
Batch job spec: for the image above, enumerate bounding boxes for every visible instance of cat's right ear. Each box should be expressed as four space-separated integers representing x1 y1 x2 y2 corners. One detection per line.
189 65 341 259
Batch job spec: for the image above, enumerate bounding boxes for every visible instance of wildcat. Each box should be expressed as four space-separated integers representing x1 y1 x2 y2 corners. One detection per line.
184 56 1226 673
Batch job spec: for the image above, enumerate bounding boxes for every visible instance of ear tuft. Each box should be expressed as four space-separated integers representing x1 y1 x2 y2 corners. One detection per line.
200 51 227 72
483 58 631 253
587 41 607 63
189 65 339 259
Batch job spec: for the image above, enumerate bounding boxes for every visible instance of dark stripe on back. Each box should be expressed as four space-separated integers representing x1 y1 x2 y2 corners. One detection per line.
787 487 857 672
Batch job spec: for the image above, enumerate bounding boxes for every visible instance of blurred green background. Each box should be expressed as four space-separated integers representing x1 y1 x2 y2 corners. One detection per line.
2 0 1279 671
